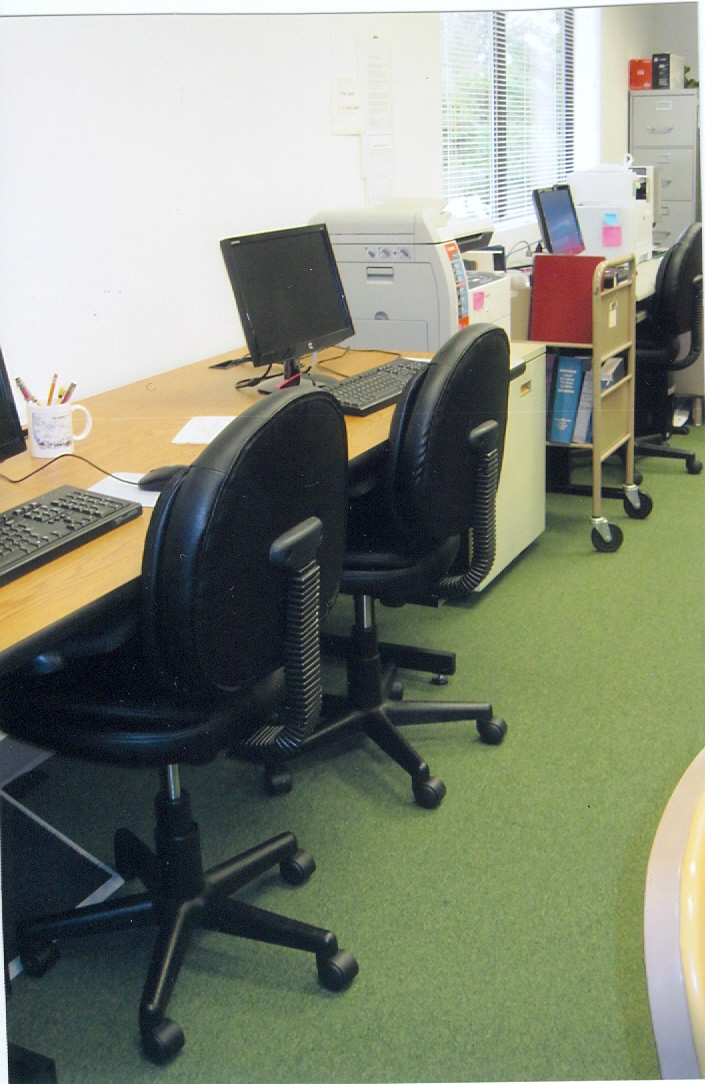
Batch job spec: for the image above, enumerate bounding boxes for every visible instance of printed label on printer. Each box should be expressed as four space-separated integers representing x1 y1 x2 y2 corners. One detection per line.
444 241 470 329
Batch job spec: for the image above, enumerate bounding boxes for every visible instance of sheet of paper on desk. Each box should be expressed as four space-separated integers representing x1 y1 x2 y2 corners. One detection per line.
90 474 160 508
172 416 235 444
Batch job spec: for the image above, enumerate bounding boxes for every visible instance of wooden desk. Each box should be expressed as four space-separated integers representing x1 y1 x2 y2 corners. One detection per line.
0 347 395 674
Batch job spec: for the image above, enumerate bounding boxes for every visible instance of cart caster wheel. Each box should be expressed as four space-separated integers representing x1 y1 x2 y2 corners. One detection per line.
20 941 60 978
431 674 449 686
264 767 292 796
317 950 359 992
623 491 653 519
687 457 703 475
389 680 404 701
591 523 623 552
280 849 316 886
478 716 507 745
412 775 446 809
141 1017 185 1065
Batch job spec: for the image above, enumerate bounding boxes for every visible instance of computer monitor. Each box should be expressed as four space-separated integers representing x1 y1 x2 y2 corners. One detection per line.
532 185 585 256
220 223 354 388
0 346 26 463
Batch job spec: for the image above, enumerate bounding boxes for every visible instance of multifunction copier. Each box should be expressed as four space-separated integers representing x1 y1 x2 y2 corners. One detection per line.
311 199 511 353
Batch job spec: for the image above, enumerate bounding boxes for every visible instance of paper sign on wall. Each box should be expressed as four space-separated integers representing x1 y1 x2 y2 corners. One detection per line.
331 79 364 136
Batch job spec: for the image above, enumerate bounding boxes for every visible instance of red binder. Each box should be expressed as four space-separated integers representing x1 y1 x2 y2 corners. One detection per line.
529 254 604 344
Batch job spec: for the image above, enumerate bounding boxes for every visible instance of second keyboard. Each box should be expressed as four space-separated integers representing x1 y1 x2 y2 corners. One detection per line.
329 356 430 416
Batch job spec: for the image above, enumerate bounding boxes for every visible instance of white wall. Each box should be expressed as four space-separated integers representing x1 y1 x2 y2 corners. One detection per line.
0 6 699 415
0 13 442 409
600 2 699 162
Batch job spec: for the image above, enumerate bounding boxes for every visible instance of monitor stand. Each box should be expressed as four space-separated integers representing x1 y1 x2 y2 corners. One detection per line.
257 357 339 395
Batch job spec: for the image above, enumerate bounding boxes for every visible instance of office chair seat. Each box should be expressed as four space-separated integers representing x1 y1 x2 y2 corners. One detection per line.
0 387 358 1065
633 222 703 475
245 324 510 808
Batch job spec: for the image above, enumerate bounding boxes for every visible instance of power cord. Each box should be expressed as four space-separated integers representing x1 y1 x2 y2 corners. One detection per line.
0 452 145 487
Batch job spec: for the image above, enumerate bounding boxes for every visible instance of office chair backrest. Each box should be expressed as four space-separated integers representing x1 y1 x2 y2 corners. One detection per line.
651 222 702 342
386 322 509 551
141 387 348 699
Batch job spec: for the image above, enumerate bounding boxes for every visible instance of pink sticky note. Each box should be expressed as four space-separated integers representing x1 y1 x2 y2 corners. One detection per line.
473 291 485 311
602 225 622 247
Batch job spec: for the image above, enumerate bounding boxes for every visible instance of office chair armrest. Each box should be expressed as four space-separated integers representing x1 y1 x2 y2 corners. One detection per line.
436 421 500 601
243 517 324 758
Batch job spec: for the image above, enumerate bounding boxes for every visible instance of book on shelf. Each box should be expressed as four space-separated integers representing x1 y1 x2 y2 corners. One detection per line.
565 354 627 445
549 355 585 444
545 351 559 438
572 365 594 444
601 354 626 389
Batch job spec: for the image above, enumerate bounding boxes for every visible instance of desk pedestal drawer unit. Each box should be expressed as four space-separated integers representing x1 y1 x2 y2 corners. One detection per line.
475 341 546 589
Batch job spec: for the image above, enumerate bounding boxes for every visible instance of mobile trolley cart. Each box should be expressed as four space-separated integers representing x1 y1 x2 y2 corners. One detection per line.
544 253 653 552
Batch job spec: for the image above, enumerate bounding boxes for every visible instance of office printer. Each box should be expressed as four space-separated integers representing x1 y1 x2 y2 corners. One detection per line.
567 165 653 263
311 198 511 353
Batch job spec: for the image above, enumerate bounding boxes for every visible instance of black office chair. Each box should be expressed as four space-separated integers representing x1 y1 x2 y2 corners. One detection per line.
634 221 703 475
244 323 510 809
0 387 358 1065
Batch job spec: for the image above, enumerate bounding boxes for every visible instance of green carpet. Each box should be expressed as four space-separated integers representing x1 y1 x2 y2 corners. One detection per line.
6 429 705 1083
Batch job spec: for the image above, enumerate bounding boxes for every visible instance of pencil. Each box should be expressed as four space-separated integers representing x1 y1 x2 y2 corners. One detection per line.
14 377 40 405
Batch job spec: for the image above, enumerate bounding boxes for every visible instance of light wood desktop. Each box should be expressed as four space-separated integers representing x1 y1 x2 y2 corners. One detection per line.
0 348 399 673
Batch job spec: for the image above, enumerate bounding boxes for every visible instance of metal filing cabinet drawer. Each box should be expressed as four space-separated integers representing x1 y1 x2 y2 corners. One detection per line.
631 148 695 202
630 91 698 147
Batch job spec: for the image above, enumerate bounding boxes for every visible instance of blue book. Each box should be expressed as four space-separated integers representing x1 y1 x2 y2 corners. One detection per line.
550 355 584 444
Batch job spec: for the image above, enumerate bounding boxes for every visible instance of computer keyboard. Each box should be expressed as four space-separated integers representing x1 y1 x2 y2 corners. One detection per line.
0 486 143 586
329 356 430 416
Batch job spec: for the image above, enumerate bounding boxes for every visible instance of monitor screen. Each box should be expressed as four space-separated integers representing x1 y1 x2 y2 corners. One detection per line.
220 223 354 373
0 346 26 463
533 185 585 256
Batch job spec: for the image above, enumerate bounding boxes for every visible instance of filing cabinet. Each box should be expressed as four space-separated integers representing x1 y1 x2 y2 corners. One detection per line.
629 89 703 401
629 89 699 252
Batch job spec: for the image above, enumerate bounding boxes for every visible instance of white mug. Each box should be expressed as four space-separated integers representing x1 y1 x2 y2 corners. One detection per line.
27 402 92 458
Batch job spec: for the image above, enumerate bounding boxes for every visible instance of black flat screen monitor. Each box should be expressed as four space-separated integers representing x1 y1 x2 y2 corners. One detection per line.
220 223 354 383
533 185 585 255
0 346 26 463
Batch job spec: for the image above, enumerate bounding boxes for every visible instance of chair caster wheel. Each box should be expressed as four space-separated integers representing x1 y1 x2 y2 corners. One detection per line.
141 1017 185 1065
431 674 449 686
389 680 404 701
20 941 60 978
280 849 316 886
412 776 446 809
317 950 359 992
264 767 292 796
687 458 703 475
477 716 507 745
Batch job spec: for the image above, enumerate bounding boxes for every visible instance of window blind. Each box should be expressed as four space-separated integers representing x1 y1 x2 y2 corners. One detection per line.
442 9 574 225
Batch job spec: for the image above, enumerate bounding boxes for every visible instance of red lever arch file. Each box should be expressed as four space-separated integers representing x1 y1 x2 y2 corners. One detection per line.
529 253 604 343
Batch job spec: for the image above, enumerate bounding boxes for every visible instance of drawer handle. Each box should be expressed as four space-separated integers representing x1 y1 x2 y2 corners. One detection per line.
520 380 532 397
647 126 674 133
662 178 672 186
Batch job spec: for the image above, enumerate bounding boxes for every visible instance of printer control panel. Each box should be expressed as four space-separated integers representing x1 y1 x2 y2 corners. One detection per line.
364 245 413 261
